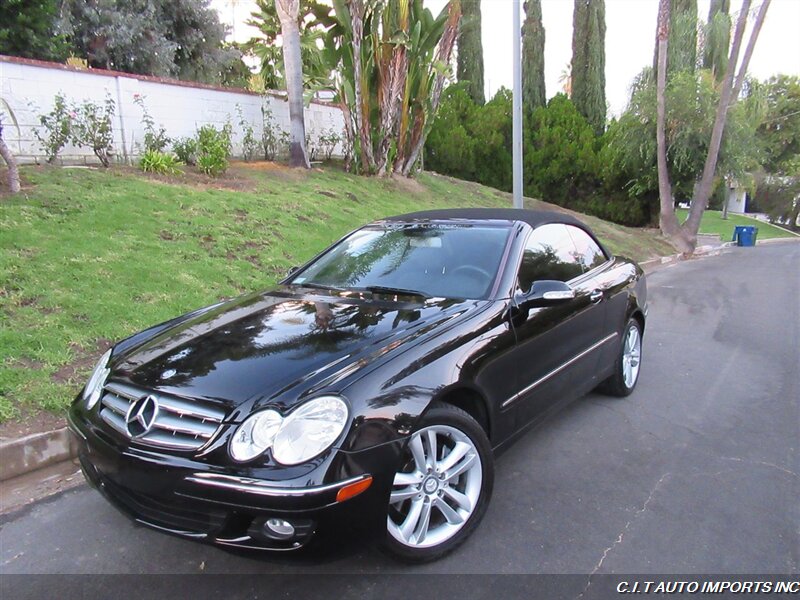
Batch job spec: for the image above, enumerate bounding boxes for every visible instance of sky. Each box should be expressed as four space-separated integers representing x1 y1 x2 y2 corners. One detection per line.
213 0 800 116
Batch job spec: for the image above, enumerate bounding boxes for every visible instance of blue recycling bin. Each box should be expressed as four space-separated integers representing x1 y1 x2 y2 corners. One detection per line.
732 225 758 247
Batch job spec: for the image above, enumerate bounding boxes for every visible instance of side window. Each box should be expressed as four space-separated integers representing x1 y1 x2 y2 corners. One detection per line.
567 226 608 272
517 224 583 292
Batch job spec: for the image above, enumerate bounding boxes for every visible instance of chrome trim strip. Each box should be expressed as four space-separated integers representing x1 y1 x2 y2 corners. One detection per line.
185 473 370 498
502 332 618 408
133 519 208 539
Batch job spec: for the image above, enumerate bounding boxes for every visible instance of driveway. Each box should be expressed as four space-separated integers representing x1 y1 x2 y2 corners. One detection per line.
1 243 797 583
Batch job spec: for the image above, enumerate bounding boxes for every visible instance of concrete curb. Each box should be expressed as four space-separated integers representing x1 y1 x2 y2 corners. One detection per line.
640 243 733 272
0 427 78 482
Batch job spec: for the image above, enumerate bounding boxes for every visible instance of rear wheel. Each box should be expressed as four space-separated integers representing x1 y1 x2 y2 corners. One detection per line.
382 402 493 562
598 318 642 397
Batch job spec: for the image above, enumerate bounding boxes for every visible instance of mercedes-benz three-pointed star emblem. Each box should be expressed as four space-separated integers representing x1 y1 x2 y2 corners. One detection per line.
125 394 159 438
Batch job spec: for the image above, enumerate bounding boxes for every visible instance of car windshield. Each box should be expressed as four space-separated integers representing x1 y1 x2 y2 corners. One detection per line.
289 224 511 300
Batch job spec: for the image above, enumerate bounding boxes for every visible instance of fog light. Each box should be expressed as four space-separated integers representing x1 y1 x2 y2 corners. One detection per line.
264 518 295 540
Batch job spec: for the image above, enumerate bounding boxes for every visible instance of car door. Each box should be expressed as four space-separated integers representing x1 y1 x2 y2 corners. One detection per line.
505 223 600 427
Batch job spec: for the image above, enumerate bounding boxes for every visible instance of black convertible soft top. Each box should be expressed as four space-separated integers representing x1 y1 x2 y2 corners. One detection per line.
383 208 586 230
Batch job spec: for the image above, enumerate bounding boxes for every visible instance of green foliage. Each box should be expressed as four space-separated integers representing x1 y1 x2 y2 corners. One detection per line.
70 94 116 167
245 0 334 90
196 124 232 176
755 176 800 230
425 86 513 192
33 93 72 163
571 0 607 135
756 75 800 175
524 94 599 205
702 0 730 81
139 150 183 174
456 0 485 105
133 94 170 153
172 137 197 166
236 105 259 162
666 0 698 77
0 0 69 61
522 0 546 111
260 104 280 161
58 0 241 84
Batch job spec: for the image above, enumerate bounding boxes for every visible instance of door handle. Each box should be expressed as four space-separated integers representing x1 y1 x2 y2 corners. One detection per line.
589 289 603 303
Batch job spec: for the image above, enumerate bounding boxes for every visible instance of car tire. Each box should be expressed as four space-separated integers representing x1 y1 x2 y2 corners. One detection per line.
381 401 494 563
598 317 643 397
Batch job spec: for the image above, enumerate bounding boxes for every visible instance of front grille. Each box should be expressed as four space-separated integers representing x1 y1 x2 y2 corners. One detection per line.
99 381 226 451
99 475 227 534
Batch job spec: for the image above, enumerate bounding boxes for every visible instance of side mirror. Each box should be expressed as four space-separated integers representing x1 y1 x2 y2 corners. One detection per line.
515 280 575 310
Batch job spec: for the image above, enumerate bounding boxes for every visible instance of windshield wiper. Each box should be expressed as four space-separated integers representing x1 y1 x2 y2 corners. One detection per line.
292 282 346 292
363 285 431 299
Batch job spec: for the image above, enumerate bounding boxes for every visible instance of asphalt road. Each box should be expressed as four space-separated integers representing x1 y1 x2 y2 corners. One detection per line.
1 243 798 585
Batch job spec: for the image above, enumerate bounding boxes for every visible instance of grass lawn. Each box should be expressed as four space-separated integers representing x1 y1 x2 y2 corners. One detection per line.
676 209 798 241
0 163 676 423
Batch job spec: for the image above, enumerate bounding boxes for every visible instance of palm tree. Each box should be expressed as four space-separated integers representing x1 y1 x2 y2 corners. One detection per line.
275 0 311 168
0 98 21 194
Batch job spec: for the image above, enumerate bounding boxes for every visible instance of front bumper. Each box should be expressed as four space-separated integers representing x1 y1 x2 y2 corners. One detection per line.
67 409 400 552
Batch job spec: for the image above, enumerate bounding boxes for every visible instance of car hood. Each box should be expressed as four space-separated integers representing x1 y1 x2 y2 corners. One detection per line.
110 288 479 412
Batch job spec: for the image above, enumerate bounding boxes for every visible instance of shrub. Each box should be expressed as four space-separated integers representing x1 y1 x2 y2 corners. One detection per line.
261 104 278 161
236 105 258 161
133 93 170 153
318 127 342 161
70 94 115 167
172 137 197 166
34 93 72 163
196 124 231 176
140 150 182 175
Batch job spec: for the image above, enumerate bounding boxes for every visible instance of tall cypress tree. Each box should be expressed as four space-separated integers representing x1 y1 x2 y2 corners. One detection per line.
571 0 606 135
522 0 546 111
457 0 485 105
703 0 730 81
653 0 698 77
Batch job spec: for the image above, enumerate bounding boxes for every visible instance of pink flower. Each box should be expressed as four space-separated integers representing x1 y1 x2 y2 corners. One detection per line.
69 111 77 119
133 93 141 100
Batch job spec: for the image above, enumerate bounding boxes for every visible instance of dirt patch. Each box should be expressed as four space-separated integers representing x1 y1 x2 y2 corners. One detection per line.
9 357 44 370
296 215 311 222
390 173 427 195
124 165 258 192
0 410 67 440
346 192 359 203
318 190 338 198
50 338 113 385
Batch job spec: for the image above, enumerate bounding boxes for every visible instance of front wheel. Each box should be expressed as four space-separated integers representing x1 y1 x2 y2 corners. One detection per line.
598 318 643 397
381 402 494 562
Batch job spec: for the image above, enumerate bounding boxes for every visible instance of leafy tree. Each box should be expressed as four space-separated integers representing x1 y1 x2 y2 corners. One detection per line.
457 0 485 105
58 0 240 84
522 0 546 111
702 0 730 81
658 0 697 78
524 94 598 204
245 0 333 90
757 75 800 175
425 85 477 180
0 0 69 61
571 0 606 135
755 174 800 231
471 89 513 191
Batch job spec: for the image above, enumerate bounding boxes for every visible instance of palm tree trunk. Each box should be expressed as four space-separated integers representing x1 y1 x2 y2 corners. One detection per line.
276 0 310 169
350 0 375 173
655 0 692 253
0 132 21 194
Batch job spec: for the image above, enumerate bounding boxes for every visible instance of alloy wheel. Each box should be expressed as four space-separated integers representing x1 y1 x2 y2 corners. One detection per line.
387 425 483 548
622 325 641 389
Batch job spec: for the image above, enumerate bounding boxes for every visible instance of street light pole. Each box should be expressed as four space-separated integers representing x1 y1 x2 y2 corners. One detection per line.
512 0 523 209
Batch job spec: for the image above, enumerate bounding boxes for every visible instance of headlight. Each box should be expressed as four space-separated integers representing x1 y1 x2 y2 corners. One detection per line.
229 396 349 465
82 349 112 409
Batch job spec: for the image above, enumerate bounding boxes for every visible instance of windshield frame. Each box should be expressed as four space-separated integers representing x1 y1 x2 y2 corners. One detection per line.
282 221 516 301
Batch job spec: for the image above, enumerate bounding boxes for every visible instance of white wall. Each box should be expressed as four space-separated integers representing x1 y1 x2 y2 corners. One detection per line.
725 186 747 215
0 56 344 164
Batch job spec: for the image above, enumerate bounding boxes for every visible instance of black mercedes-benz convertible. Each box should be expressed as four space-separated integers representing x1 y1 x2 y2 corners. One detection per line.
68 208 647 562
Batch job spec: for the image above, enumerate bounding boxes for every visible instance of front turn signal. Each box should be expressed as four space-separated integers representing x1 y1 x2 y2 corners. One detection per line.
336 476 373 503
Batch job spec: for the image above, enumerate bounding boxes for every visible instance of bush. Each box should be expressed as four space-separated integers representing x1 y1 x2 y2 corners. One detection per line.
34 93 72 163
133 94 170 153
172 137 197 166
70 94 115 167
236 105 258 161
196 124 231 176
318 127 342 161
140 150 182 175
261 104 278 161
